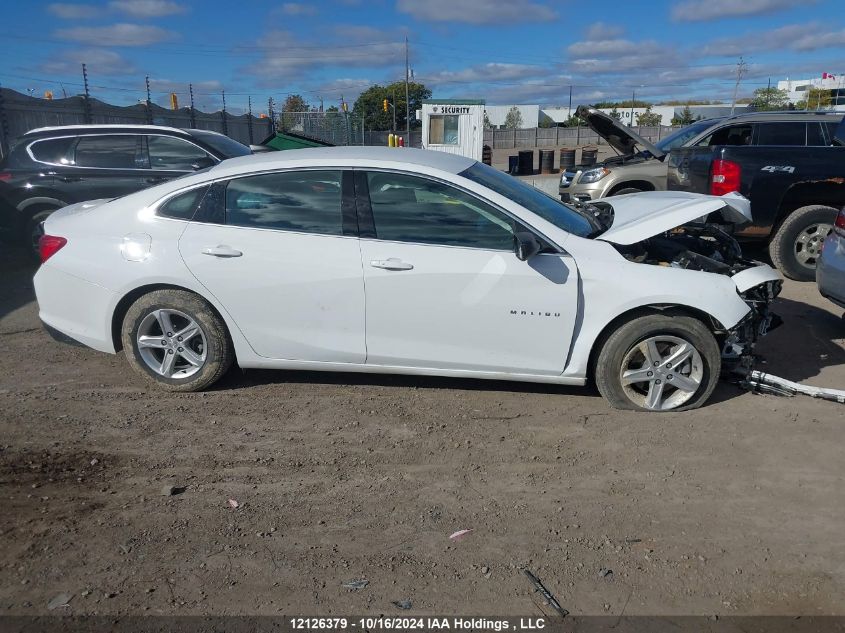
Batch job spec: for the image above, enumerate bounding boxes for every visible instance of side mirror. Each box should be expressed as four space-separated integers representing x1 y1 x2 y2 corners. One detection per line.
191 156 216 170
514 231 542 261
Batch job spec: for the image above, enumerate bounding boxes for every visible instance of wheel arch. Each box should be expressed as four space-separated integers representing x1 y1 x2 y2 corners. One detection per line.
110 282 232 353
607 180 656 195
771 182 845 240
586 303 724 383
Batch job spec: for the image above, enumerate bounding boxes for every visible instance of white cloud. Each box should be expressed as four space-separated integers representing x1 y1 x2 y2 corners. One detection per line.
108 0 188 17
671 0 813 22
47 3 99 19
41 48 136 76
55 23 178 46
583 22 624 41
701 22 845 56
421 63 551 86
279 3 318 16
396 0 556 25
248 28 405 81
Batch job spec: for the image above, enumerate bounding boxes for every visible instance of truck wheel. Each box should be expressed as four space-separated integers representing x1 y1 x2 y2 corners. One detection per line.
594 314 720 412
769 205 837 281
610 187 643 196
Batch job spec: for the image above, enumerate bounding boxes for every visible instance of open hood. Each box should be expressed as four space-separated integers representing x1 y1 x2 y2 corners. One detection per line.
576 105 665 160
595 191 751 245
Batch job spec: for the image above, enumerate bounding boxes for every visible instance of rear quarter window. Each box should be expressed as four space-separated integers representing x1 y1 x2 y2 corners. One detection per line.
157 185 210 221
28 137 75 164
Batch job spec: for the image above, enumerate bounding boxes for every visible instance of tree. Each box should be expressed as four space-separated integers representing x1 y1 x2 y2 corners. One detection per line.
281 94 309 130
608 107 621 121
326 105 339 113
352 81 432 131
796 87 833 110
750 87 788 111
538 115 554 128
562 113 585 127
636 105 662 126
671 104 695 126
483 111 492 129
504 106 523 129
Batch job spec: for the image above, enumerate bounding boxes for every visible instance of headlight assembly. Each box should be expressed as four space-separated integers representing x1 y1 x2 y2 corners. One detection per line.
578 167 610 184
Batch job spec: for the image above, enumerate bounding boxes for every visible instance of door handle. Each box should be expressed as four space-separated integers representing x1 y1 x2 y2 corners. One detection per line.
370 258 413 271
202 245 243 258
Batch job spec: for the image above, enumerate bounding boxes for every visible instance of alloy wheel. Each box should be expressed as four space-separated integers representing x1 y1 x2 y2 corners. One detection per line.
136 309 207 379
794 222 832 270
619 335 704 411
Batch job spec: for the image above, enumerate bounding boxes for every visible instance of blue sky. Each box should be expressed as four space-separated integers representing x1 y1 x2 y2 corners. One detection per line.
0 0 843 113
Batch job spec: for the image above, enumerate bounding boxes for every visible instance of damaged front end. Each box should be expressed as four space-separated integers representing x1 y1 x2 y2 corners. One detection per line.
610 214 783 374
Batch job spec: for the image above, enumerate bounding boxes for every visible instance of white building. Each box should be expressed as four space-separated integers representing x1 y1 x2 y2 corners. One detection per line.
540 103 750 127
777 74 845 107
484 105 539 129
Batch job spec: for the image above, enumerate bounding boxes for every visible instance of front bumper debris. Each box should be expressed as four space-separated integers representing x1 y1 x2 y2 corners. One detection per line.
741 370 845 404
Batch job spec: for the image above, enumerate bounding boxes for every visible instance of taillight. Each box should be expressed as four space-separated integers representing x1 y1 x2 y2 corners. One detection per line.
38 235 67 263
710 159 741 196
0 172 11 182
834 209 845 237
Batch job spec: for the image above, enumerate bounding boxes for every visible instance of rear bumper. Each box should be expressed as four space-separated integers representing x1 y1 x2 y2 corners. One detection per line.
34 264 117 354
817 232 845 308
41 319 86 347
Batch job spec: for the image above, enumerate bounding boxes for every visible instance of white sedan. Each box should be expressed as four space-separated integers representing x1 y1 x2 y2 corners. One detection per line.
34 147 781 411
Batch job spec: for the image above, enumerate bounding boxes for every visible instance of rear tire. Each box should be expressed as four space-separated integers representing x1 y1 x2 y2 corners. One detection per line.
25 207 59 260
594 314 721 412
769 205 837 282
121 289 234 392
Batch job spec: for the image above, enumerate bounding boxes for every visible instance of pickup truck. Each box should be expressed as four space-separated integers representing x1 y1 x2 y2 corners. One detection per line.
666 110 845 281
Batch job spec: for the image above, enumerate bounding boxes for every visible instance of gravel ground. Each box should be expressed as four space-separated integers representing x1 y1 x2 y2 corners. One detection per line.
1 245 844 617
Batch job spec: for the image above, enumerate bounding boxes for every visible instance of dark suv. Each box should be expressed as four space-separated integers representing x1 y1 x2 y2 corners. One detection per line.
0 124 252 254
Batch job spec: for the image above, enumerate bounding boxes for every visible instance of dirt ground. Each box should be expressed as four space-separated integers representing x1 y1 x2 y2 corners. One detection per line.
1 244 844 618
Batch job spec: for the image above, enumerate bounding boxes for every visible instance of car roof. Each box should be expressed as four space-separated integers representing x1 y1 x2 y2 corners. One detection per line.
23 124 194 137
718 111 843 123
211 146 477 175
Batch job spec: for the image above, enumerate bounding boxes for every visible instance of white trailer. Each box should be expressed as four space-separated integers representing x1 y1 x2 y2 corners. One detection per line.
419 99 485 161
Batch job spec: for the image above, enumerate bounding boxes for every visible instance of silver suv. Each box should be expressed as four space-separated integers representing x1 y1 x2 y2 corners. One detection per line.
559 107 721 202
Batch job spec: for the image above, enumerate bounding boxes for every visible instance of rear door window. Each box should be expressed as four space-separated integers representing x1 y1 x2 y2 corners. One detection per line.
755 122 807 146
74 135 140 168
224 170 343 235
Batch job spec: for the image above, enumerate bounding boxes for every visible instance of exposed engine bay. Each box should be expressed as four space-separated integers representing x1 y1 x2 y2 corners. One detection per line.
596 202 784 372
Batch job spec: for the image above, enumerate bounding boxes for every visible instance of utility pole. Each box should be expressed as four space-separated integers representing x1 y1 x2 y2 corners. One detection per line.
404 35 410 142
247 96 254 145
568 85 572 119
765 77 771 110
730 56 748 115
145 75 153 124
189 83 196 128
221 89 228 136
630 89 635 127
81 63 92 124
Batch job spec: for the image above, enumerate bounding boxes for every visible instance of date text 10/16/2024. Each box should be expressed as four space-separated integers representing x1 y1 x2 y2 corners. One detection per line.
289 618 547 631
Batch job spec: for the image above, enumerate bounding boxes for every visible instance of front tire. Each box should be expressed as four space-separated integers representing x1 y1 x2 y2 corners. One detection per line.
595 314 721 412
769 205 837 282
121 289 234 392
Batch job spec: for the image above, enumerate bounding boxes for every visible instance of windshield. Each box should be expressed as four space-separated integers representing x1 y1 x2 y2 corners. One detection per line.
654 119 717 152
187 130 252 158
459 162 598 238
